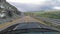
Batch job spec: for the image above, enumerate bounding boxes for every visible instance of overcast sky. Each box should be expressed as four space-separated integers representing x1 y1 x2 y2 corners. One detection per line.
6 0 60 12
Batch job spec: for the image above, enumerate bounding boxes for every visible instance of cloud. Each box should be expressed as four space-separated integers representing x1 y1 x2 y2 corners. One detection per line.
6 0 60 12
6 0 46 5
53 7 60 9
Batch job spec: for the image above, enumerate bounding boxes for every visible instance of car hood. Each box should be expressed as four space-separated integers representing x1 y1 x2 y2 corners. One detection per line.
12 22 58 32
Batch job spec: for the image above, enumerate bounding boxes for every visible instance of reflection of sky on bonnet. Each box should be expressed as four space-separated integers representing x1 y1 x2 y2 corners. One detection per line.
6 0 60 12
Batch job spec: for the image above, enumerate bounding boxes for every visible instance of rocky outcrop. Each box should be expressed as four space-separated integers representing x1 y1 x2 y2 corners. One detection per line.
0 0 21 23
0 0 21 15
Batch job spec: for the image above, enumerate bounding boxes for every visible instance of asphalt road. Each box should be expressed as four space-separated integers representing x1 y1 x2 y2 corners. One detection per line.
0 16 59 31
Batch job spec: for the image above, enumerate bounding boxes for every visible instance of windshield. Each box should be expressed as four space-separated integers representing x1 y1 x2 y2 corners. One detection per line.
0 0 60 34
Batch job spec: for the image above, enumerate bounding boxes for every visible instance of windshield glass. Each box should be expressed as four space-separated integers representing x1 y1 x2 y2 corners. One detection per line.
0 0 60 34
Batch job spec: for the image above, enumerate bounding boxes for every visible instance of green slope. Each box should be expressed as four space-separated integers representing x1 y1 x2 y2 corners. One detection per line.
33 11 60 19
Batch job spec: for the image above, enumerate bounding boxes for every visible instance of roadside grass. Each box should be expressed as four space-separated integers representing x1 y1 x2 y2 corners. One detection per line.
43 21 60 29
39 18 60 30
33 11 60 19
24 11 60 19
32 16 60 31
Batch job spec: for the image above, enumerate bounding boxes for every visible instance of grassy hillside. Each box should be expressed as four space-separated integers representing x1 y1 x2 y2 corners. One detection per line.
33 11 60 19
25 10 60 19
